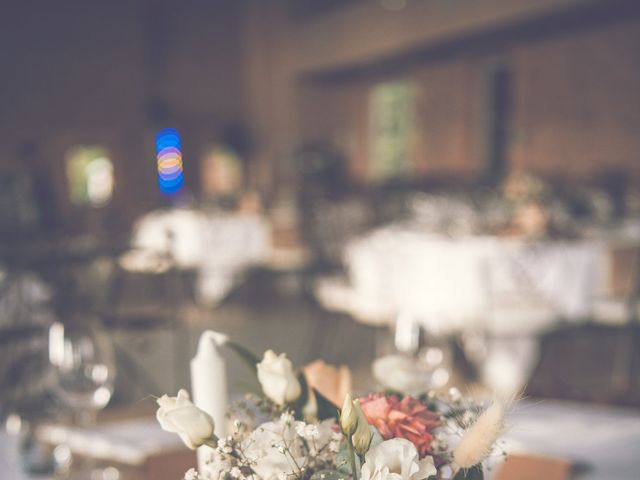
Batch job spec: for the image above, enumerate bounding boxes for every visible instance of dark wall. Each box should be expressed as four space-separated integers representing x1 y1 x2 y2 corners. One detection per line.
295 5 640 184
0 1 245 235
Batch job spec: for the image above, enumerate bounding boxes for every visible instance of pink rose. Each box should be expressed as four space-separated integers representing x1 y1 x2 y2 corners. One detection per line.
358 393 439 457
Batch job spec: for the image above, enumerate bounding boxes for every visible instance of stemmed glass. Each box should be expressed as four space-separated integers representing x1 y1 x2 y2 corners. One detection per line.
48 316 116 477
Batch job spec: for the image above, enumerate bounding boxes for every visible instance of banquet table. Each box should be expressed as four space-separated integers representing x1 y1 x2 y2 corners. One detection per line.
2 400 639 479
0 416 191 480
489 400 640 480
334 225 605 334
128 208 271 305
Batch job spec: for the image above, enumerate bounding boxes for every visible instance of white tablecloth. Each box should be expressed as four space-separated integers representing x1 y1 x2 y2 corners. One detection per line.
490 400 640 480
341 226 604 334
129 208 271 305
0 417 184 480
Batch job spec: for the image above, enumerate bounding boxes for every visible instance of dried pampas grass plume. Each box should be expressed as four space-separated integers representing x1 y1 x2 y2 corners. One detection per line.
453 399 505 469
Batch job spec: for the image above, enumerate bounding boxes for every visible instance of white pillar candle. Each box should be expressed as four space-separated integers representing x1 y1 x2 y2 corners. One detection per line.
190 330 229 470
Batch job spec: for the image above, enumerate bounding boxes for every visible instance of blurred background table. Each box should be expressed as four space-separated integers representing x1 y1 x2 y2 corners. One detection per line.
319 226 605 334
490 400 640 480
0 410 194 480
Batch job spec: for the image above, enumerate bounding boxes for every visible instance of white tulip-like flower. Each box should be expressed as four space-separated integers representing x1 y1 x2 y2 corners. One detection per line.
340 393 358 435
257 350 301 405
361 438 437 480
352 400 373 456
156 389 216 450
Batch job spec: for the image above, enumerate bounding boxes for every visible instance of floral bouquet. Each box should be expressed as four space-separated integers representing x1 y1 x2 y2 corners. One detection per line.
156 346 505 480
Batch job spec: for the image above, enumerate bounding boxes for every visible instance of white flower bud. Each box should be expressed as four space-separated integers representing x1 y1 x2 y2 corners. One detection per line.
352 400 373 456
340 393 358 435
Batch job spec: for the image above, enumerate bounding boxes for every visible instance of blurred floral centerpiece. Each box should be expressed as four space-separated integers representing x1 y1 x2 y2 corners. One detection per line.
500 170 552 238
156 344 505 480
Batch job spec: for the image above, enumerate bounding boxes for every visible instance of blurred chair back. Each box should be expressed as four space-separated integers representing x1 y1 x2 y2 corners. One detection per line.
525 324 640 407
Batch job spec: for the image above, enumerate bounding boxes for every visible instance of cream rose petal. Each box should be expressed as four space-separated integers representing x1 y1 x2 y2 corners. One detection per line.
257 350 301 405
164 406 214 438
156 390 215 450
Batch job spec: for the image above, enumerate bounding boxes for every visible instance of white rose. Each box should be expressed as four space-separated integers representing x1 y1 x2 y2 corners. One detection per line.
361 438 437 480
156 389 216 449
257 350 301 405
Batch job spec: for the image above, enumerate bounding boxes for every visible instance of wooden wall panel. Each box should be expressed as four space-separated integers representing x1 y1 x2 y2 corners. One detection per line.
510 21 640 181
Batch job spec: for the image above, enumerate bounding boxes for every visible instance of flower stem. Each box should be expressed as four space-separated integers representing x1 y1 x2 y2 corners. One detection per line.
347 434 359 480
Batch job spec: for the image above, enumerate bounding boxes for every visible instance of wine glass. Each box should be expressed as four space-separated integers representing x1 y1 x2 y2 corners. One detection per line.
48 317 115 423
48 316 116 478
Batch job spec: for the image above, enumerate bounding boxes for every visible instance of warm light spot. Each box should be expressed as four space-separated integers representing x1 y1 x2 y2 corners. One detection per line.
5 414 22 435
65 146 114 207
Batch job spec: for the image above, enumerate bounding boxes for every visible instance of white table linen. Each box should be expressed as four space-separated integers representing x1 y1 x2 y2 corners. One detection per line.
0 417 184 480
340 226 605 334
490 400 640 480
129 208 270 305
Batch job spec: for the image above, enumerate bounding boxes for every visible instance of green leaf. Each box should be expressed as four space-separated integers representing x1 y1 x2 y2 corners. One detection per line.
336 440 352 474
313 387 340 421
452 464 484 480
336 441 361 475
310 470 348 480
225 341 261 374
383 389 405 398
368 425 384 449
293 372 310 420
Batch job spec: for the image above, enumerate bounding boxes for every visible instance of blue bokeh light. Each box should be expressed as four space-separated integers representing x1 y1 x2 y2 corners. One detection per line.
156 128 184 195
